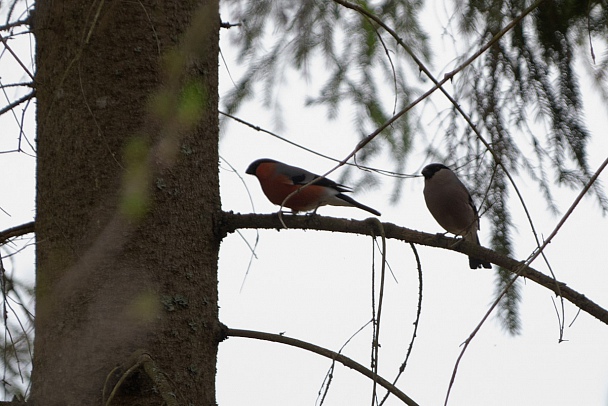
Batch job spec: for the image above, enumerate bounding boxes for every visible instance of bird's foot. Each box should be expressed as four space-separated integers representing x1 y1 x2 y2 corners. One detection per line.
277 210 298 216
434 231 453 243
306 207 321 216
449 237 466 249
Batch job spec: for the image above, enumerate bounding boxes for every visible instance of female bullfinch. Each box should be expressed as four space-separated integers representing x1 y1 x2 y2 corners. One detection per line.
246 158 381 216
422 163 491 269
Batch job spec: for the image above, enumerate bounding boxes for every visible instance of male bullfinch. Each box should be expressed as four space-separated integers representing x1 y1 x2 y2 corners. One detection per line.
246 158 381 216
422 163 491 269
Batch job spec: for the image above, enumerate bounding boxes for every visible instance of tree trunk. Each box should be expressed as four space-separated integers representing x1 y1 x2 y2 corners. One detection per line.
31 1 220 404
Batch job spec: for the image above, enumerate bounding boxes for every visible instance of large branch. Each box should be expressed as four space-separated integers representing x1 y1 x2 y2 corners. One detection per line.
0 221 35 243
219 212 608 325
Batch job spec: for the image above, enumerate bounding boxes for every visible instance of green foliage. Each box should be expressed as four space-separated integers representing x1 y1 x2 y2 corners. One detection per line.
179 79 209 127
487 167 520 334
222 0 429 172
494 267 522 334
121 137 152 220
449 0 608 332
452 0 608 208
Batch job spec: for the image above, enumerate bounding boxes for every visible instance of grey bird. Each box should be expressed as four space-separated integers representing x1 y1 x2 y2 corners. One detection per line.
421 163 491 269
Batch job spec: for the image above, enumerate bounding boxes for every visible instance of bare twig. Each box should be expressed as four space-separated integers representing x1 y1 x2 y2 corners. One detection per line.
277 0 548 216
379 243 423 406
341 0 568 350
17 95 35 154
220 21 242 29
103 349 178 406
334 0 564 336
226 327 420 406
318 320 372 405
0 36 34 81
220 154 261 292
0 222 35 244
370 219 387 405
219 111 414 179
0 91 35 117
0 82 33 89
331 0 547 151
443 155 608 405
0 19 30 32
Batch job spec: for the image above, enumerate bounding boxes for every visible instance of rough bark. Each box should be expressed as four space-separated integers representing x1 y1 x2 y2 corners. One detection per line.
32 1 220 404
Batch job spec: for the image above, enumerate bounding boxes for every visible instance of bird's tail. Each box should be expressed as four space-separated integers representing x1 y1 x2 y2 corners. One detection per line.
336 194 381 216
469 256 491 269
468 233 491 269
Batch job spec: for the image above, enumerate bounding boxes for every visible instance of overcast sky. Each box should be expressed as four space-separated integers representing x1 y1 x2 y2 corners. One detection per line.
215 2 608 405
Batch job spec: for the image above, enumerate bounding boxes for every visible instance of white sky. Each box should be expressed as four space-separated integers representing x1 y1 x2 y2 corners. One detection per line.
216 2 608 406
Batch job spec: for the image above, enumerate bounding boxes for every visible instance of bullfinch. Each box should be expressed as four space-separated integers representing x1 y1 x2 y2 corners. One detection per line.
246 158 381 216
421 163 491 269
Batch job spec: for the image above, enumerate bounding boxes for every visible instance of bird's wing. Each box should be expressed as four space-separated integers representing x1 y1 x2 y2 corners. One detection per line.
467 193 481 230
278 164 350 192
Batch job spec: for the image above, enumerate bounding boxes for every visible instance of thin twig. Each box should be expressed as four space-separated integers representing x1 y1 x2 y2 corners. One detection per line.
331 0 547 152
278 0 549 214
379 243 423 406
0 36 34 81
219 156 261 291
0 19 30 32
334 0 563 337
0 91 34 117
220 21 242 29
226 327 420 406
370 219 387 405
368 18 398 115
339 0 568 353
587 1 596 63
0 82 33 89
443 155 608 406
16 92 36 154
219 111 415 179
103 350 179 406
318 320 373 405
135 0 161 55
0 222 35 244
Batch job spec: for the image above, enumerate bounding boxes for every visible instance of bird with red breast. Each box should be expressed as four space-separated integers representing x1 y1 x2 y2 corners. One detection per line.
246 158 380 216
